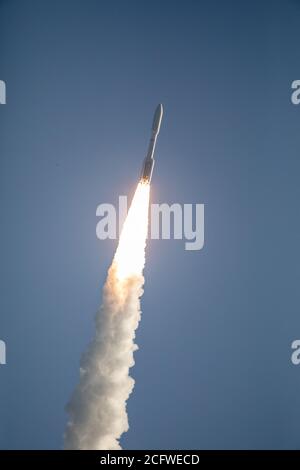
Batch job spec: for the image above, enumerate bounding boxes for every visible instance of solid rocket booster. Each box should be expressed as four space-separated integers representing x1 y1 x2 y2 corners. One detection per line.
140 104 163 183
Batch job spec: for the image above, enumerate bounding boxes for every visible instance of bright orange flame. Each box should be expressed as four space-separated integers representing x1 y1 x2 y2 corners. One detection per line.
114 182 150 280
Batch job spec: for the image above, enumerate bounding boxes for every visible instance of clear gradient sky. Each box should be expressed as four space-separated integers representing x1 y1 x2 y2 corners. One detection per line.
1 0 300 449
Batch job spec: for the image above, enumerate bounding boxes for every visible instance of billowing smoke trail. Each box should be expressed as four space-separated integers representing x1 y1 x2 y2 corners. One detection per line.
64 182 150 450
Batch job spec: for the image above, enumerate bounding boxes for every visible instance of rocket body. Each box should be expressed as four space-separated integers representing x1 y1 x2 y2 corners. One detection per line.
140 104 163 183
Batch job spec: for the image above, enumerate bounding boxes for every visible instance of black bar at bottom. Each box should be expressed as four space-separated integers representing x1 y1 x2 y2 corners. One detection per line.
0 450 300 466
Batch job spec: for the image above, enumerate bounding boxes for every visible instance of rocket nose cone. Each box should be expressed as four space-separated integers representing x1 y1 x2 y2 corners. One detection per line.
152 104 163 133
156 103 163 114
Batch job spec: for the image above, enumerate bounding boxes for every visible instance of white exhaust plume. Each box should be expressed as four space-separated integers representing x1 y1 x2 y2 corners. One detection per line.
64 182 150 450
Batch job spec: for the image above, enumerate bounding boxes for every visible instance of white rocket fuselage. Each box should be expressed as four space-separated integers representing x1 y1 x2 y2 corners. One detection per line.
140 104 163 183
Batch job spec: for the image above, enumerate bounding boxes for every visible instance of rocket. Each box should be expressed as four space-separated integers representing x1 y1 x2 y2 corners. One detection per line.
140 104 163 183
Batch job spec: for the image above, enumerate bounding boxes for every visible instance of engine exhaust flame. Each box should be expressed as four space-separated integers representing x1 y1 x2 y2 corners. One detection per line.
64 181 150 450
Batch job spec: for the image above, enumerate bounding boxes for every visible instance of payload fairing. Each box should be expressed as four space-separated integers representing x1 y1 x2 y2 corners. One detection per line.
140 104 163 183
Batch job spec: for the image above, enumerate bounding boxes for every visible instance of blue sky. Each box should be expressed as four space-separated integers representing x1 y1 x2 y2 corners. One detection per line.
0 0 300 449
